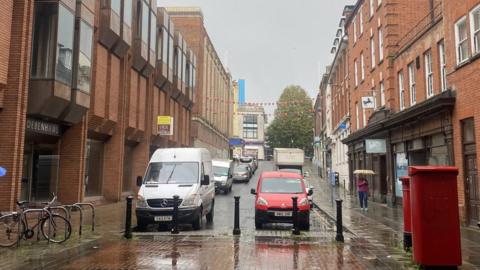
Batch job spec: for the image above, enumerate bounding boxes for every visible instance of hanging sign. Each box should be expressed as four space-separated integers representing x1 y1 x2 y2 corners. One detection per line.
361 96 375 109
157 116 174 136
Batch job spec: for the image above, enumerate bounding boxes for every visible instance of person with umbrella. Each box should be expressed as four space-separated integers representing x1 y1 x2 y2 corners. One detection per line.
354 170 374 212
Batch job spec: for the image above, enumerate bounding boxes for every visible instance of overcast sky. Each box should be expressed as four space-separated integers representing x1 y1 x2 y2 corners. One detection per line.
159 0 353 117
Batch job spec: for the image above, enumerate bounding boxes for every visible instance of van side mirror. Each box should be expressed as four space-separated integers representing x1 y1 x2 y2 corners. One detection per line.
201 175 210 186
136 176 143 187
250 188 256 195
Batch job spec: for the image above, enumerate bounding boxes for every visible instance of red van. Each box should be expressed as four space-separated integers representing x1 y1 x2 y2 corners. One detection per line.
250 171 312 230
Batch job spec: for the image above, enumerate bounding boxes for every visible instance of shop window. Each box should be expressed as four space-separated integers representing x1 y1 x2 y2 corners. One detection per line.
427 134 448 165
77 21 93 92
85 140 104 197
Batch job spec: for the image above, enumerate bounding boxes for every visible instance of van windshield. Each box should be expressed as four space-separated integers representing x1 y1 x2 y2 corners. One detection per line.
144 162 199 184
213 166 229 177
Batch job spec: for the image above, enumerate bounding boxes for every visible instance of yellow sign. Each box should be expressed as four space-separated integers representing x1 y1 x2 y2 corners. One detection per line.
157 116 174 136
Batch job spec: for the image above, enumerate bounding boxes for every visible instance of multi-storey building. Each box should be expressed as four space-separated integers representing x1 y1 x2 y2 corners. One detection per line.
0 0 198 211
237 105 267 160
166 7 233 159
314 69 330 179
444 0 480 225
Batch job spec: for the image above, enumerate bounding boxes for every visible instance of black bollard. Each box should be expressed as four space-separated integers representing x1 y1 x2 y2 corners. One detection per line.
335 199 344 242
292 196 300 235
124 196 133 239
171 195 180 234
233 196 241 235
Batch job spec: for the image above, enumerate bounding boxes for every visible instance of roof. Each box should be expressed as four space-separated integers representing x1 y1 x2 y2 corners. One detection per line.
150 148 210 162
260 171 303 179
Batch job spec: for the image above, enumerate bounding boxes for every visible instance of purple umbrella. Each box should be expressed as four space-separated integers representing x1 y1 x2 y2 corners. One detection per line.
0 167 6 177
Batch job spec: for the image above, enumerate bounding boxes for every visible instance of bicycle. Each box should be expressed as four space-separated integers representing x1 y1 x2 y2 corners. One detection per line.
0 195 72 247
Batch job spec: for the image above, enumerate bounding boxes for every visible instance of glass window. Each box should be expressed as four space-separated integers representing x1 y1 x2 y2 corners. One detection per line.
370 36 375 68
370 0 375 17
378 28 384 61
398 71 405 110
359 7 364 34
471 5 480 54
425 50 433 98
260 178 304 194
56 4 75 85
124 0 132 26
213 166 229 177
408 63 416 105
143 162 199 184
176 47 182 78
150 11 156 52
141 2 149 43
183 52 188 83
455 17 468 63
111 0 121 15
31 2 56 79
353 17 357 43
77 21 93 92
85 140 104 196
360 52 365 80
355 102 359 130
168 35 174 70
438 41 447 91
380 80 385 106
354 59 358 86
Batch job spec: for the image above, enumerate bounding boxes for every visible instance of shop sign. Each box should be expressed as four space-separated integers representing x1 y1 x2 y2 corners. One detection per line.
157 116 174 136
361 96 375 109
365 139 386 153
26 118 60 136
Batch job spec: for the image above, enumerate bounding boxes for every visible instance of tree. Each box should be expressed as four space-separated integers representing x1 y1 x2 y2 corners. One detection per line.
266 85 314 155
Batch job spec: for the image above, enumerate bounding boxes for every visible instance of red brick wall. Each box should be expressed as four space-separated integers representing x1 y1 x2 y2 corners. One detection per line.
444 0 480 223
0 1 13 87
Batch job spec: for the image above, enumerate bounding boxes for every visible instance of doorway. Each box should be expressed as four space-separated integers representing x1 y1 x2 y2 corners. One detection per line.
22 144 60 202
462 118 478 225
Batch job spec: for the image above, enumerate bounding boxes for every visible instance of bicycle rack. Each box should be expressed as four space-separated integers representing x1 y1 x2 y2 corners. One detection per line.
48 206 70 240
64 204 83 236
22 208 52 245
74 203 95 232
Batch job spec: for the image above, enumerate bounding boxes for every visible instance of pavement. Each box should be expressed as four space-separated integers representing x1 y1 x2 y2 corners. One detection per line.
1 161 478 269
302 162 480 269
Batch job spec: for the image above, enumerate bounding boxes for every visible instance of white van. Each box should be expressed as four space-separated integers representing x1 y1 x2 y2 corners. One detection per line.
135 148 215 230
212 159 234 193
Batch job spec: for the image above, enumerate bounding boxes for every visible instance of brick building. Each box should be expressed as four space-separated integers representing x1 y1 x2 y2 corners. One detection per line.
0 0 199 211
319 0 480 224
166 7 233 159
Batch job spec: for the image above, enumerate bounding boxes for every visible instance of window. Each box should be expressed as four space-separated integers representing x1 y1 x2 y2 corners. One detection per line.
159 27 168 62
168 33 174 71
111 0 121 16
455 17 469 64
378 0 382 6
355 102 360 129
398 71 405 111
360 53 365 81
380 80 385 106
471 5 480 54
408 63 416 105
370 36 376 68
353 17 357 43
141 2 149 43
425 50 433 98
438 41 447 91
359 8 364 34
378 28 384 61
124 0 132 26
56 4 75 85
243 115 258 139
149 11 156 52
77 21 93 92
354 59 358 86
31 2 56 79
369 0 375 17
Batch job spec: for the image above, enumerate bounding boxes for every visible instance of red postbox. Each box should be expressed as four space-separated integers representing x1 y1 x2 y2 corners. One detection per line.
400 176 412 251
409 166 461 267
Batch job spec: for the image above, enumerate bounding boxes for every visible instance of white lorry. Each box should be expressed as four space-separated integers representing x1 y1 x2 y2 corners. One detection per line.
273 148 305 174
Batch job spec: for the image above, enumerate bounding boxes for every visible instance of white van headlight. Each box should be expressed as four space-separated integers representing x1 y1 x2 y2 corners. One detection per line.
136 194 148 208
181 194 199 207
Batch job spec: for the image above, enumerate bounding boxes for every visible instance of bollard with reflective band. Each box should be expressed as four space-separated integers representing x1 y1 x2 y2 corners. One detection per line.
124 196 133 239
292 196 300 235
233 196 241 235
335 199 344 242
400 176 412 251
171 195 180 234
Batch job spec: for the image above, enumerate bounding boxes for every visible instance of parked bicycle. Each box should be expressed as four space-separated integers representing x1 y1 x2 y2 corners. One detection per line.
0 194 72 247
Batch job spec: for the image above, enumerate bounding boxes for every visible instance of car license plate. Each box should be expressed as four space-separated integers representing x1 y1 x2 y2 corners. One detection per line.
274 211 292 217
154 216 172 222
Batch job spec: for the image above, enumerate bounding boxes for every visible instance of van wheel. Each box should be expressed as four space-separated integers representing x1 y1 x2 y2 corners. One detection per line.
192 208 203 230
206 201 214 223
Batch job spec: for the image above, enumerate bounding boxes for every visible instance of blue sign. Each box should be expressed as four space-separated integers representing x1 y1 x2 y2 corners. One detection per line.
339 122 347 129
229 138 245 146
238 79 246 104
0 167 6 177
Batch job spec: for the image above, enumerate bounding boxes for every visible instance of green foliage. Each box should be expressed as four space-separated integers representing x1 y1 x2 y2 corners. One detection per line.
266 85 314 155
